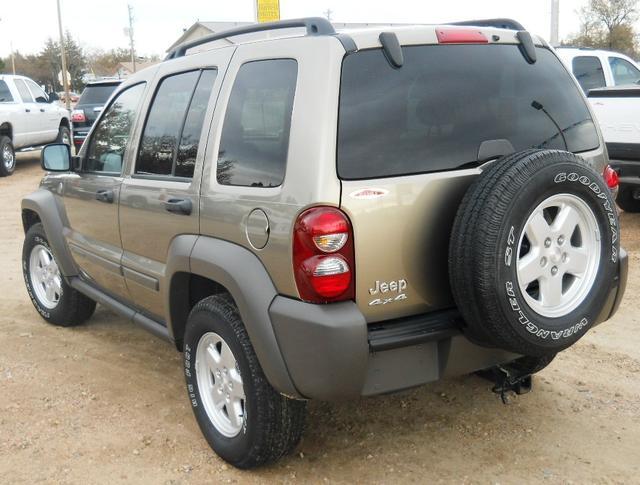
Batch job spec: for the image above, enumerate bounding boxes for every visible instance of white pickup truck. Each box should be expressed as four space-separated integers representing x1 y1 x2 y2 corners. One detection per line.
588 85 640 212
0 75 71 177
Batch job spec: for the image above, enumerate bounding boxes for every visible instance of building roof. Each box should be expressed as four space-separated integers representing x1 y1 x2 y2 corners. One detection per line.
114 61 159 76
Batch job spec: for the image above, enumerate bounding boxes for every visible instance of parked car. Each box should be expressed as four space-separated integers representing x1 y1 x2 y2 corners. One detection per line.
58 91 80 103
556 47 640 94
588 85 640 212
22 18 627 468
71 80 122 151
0 75 71 176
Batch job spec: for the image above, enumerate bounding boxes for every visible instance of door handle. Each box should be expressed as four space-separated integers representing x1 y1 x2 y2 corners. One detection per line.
25 108 31 113
39 108 45 112
95 189 114 203
164 198 192 215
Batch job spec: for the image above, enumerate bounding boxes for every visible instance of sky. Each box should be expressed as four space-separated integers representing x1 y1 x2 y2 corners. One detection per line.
0 0 626 58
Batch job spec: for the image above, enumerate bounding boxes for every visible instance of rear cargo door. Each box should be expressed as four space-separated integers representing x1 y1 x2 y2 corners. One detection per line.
338 43 600 323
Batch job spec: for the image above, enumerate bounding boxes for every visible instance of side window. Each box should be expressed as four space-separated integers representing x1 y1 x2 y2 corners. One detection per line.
608 57 640 86
0 81 13 102
176 70 218 178
25 79 48 102
217 59 297 187
572 56 606 93
14 79 34 103
85 83 146 174
136 69 217 179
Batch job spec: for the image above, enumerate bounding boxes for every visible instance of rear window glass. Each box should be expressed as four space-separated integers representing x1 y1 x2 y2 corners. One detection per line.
78 84 119 105
338 45 600 180
572 56 606 93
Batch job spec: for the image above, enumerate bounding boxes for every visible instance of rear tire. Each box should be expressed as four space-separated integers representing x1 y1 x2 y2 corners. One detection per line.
0 135 15 177
22 223 96 326
184 295 306 469
616 186 640 213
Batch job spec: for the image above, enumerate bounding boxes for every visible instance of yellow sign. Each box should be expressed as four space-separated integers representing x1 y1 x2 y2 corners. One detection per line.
256 0 280 23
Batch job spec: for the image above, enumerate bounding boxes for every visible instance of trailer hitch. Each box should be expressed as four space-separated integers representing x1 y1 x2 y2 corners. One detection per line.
477 365 533 404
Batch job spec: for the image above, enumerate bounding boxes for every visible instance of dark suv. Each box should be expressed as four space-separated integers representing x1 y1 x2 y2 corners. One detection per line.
71 80 121 151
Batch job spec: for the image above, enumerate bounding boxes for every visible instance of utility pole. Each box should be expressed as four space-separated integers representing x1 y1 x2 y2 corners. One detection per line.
550 0 560 47
324 8 333 22
56 0 71 111
9 41 16 75
0 18 16 74
127 4 136 73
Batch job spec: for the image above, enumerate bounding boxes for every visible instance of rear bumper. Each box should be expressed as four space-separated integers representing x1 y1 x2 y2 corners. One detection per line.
269 297 517 400
269 248 628 401
605 247 628 321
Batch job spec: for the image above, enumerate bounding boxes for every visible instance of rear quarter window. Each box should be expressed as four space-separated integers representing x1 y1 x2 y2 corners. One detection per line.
217 59 297 188
338 45 600 180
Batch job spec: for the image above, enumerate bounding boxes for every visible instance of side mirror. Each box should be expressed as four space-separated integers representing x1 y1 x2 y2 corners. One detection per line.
35 96 48 103
41 144 71 172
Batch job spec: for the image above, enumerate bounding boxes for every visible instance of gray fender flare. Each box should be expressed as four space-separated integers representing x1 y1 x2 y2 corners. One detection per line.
21 189 78 277
164 235 300 398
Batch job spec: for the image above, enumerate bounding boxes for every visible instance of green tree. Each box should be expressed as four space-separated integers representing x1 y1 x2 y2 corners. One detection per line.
38 33 87 92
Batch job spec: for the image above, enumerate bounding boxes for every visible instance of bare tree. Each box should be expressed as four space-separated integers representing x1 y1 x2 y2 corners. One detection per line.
565 0 639 57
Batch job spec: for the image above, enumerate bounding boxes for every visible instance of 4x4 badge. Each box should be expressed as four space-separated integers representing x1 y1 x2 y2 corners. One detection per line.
368 279 408 306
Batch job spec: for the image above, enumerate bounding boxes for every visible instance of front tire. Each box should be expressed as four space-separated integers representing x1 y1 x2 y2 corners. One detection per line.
22 223 96 326
184 295 306 469
0 135 15 177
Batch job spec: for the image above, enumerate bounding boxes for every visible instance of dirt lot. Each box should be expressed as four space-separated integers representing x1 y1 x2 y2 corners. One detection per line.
0 155 639 484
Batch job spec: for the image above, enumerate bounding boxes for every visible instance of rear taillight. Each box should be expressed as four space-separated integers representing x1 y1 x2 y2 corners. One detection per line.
293 207 355 303
71 109 86 123
436 28 488 44
603 164 619 190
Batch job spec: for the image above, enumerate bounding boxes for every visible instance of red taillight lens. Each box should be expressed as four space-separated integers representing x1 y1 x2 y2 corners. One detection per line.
436 28 488 44
603 165 619 189
293 207 355 303
71 109 86 123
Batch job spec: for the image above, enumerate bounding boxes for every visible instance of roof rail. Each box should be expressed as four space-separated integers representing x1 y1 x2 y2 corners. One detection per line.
449 18 526 31
166 17 336 60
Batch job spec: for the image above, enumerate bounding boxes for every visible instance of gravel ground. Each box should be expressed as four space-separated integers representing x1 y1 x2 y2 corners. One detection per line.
1 155 639 484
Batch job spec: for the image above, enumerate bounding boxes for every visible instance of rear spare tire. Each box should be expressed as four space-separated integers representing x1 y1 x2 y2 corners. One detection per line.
450 150 619 356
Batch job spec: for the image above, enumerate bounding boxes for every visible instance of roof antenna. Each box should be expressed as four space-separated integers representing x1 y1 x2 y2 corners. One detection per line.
379 32 403 68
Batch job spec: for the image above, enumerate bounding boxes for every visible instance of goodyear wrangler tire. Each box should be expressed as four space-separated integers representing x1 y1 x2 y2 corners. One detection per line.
449 150 619 356
22 223 96 326
184 295 306 469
